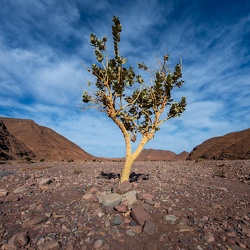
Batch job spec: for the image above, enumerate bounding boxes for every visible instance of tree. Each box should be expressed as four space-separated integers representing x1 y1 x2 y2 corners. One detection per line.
82 16 186 183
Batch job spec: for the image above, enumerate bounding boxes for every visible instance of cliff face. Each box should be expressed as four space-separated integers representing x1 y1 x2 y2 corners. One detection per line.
0 120 36 161
187 128 250 160
0 117 95 161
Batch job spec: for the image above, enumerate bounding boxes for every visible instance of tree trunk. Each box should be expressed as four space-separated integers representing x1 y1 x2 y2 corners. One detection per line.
120 135 152 183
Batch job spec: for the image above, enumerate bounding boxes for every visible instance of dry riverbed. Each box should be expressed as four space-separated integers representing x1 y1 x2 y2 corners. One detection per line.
0 160 250 249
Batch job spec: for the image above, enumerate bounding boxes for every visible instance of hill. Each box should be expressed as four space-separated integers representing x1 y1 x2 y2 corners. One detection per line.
0 117 95 162
136 148 188 161
187 128 250 160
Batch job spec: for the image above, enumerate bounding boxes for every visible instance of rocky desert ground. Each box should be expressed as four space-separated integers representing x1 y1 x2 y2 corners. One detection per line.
0 160 250 250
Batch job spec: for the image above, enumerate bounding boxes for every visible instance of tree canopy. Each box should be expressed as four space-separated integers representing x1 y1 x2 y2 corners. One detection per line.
82 16 186 182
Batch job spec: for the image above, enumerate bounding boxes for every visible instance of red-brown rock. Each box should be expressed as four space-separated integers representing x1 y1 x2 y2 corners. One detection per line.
131 206 151 226
116 180 133 194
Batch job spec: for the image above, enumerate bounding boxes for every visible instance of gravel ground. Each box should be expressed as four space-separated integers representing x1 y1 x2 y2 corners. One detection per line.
0 160 250 250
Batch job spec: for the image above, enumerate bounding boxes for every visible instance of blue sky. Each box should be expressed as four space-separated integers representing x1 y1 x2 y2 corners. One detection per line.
0 0 249 158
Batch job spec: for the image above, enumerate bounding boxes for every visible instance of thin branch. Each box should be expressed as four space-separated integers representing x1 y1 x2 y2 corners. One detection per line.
114 84 143 116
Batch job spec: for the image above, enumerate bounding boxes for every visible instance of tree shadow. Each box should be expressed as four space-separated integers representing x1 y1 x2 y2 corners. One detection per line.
98 171 149 182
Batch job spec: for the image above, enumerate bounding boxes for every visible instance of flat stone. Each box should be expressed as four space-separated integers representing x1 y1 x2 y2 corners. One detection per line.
227 245 246 250
0 189 8 196
38 240 60 250
141 193 154 201
130 225 142 234
5 193 19 203
116 181 133 194
23 216 48 228
131 206 150 226
176 223 193 232
122 190 137 206
96 192 106 203
102 193 122 207
82 193 94 201
143 220 156 234
7 232 29 249
115 204 127 213
13 186 26 194
39 178 52 186
203 231 214 243
126 229 135 236
164 214 178 223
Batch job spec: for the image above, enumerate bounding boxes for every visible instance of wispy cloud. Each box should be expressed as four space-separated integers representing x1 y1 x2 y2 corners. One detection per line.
0 0 249 157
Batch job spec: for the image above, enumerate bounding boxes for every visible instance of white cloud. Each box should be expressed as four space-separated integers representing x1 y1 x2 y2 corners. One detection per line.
0 0 249 157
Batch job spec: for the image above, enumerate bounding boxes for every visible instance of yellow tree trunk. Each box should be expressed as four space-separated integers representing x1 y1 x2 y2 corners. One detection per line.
120 135 153 183
120 155 135 183
109 110 155 183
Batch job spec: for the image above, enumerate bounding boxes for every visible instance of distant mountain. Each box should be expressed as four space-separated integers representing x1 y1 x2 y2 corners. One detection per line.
136 148 188 161
0 117 95 162
187 128 250 160
0 120 36 161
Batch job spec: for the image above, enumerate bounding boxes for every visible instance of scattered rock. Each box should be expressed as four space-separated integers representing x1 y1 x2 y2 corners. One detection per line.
102 206 115 215
5 232 29 249
116 180 133 194
22 216 48 228
203 231 215 243
93 239 104 249
131 206 151 226
141 193 154 201
38 240 60 250
110 214 123 226
126 229 135 236
1 160 250 249
143 220 156 234
13 186 26 194
38 178 52 191
130 225 142 234
176 223 193 232
82 192 94 201
5 193 19 203
115 203 127 213
102 193 122 207
39 178 52 186
164 214 178 223
122 190 137 206
0 189 8 196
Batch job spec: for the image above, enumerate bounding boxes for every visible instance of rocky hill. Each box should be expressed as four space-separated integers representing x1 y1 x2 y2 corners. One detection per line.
0 117 95 162
136 149 188 161
187 128 250 160
0 120 36 161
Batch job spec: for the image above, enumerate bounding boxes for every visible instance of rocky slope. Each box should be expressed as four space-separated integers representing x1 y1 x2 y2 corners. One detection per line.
0 118 95 162
0 120 36 161
187 128 250 161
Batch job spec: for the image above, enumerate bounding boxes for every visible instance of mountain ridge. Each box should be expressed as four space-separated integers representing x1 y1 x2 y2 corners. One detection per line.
187 128 250 160
0 117 95 161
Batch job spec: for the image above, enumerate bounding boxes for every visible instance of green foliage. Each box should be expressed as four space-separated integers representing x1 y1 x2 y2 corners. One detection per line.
82 16 186 142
